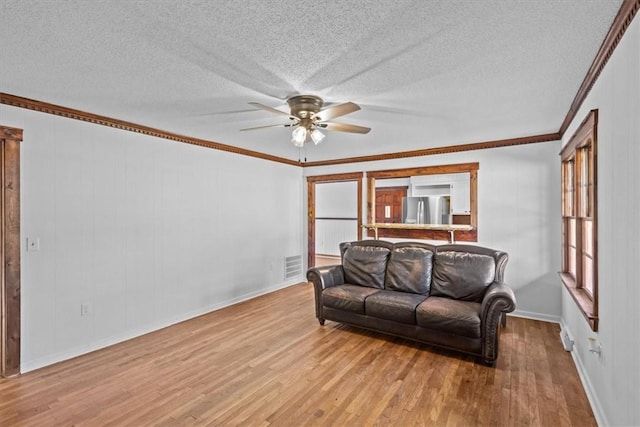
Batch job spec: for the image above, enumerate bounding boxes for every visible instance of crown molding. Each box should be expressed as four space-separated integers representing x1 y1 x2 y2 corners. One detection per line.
1 92 560 168
559 0 640 137
301 133 560 168
0 93 301 167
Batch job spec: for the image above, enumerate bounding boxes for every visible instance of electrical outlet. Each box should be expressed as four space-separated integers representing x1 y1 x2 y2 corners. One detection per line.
80 303 91 316
588 337 602 356
26 237 40 251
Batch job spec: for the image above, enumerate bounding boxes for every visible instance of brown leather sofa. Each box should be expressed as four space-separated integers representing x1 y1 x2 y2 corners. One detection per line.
307 240 516 366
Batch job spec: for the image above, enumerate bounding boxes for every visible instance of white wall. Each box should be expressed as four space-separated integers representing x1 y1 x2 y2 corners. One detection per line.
315 181 358 218
559 15 640 427
305 140 561 321
0 105 304 372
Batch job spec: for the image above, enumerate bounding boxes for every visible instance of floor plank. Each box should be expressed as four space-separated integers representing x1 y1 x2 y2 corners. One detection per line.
0 283 596 426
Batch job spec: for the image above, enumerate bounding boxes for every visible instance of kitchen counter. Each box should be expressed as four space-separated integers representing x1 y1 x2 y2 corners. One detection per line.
362 223 474 242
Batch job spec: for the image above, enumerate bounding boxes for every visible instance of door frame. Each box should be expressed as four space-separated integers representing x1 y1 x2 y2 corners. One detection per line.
1 125 22 377
306 172 363 268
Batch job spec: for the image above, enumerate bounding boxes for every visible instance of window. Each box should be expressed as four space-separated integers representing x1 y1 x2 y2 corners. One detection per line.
560 110 598 331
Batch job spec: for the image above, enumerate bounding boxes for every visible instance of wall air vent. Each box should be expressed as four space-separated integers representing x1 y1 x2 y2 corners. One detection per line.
284 255 303 280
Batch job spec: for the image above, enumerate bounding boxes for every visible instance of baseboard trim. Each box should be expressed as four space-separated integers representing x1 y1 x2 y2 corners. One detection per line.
21 279 302 374
509 310 560 324
559 319 608 427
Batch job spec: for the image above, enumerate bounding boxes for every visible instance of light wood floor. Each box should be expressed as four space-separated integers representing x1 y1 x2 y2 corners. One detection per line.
314 255 341 267
0 283 595 426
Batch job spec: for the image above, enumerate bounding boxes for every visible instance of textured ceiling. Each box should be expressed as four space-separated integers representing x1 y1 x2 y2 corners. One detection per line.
0 0 623 162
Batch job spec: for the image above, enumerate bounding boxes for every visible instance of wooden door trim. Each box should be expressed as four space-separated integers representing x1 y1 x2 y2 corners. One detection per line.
306 172 363 268
1 125 22 377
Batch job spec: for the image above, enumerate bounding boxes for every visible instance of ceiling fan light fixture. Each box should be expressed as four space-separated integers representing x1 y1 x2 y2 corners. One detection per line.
310 128 325 145
291 126 307 147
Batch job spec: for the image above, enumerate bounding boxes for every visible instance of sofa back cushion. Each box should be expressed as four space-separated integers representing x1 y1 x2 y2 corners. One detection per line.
431 251 496 302
342 245 391 289
384 247 433 294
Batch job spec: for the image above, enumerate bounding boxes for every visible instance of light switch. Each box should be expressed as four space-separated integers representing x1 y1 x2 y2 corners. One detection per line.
26 237 40 251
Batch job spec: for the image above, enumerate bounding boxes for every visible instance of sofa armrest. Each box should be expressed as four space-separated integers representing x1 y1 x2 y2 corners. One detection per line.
480 282 516 319
480 282 517 365
307 265 345 325
307 265 345 290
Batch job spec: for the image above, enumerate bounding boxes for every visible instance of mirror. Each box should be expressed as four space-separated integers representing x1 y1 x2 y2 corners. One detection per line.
366 163 478 241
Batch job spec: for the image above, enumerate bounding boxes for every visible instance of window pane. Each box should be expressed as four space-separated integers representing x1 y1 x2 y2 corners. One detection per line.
562 220 569 271
588 147 594 217
569 247 576 276
583 255 594 296
579 147 591 218
583 220 593 256
564 161 574 216
568 218 576 246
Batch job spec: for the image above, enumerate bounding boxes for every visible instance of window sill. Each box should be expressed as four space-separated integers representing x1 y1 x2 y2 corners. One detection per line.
559 272 598 331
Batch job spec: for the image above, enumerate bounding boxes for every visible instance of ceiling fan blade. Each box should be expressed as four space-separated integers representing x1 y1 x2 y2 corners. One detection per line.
240 123 292 131
314 102 361 121
248 102 297 120
321 122 371 134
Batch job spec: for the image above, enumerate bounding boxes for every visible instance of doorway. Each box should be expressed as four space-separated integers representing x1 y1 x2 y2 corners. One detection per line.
306 173 363 268
1 125 22 377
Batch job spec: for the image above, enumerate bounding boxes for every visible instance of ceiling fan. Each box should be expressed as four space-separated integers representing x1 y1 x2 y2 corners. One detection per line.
241 95 371 147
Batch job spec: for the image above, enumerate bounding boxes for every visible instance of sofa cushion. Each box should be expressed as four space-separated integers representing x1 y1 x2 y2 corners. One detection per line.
384 247 433 294
416 296 481 338
323 285 381 314
365 290 427 324
431 251 496 302
342 245 391 289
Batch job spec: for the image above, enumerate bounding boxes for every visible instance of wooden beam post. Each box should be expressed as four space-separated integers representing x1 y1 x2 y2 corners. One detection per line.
1 125 22 377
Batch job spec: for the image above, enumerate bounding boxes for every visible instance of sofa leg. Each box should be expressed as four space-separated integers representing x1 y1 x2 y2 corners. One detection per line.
318 318 325 326
481 358 497 367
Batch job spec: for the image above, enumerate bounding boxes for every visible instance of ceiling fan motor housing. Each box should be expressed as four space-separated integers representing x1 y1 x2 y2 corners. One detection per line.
287 95 324 119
